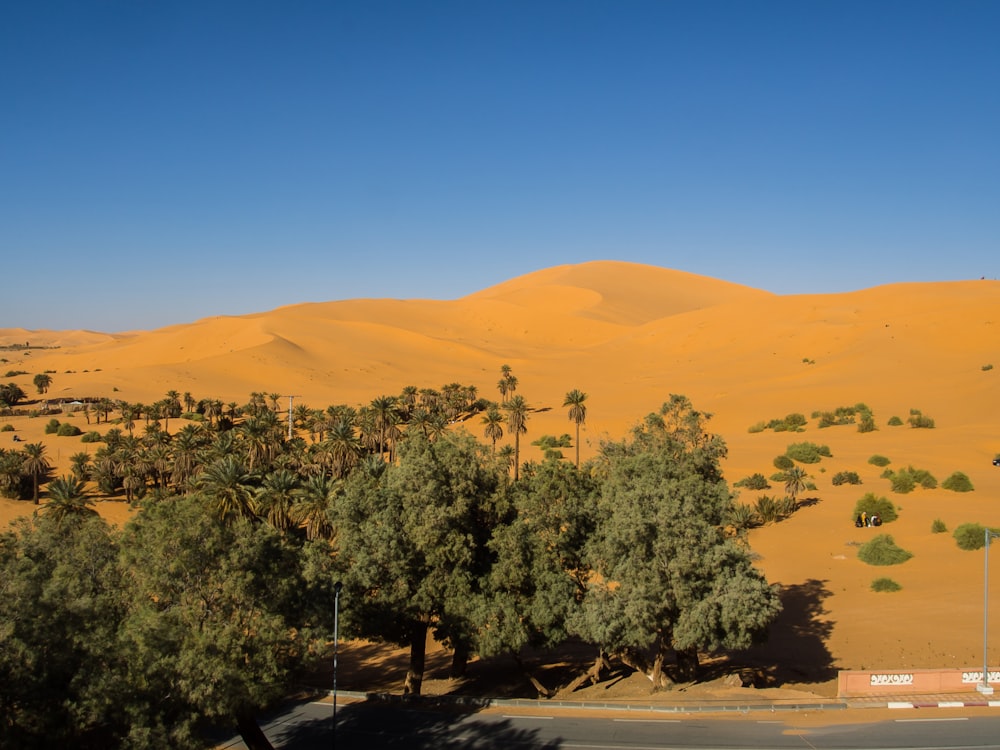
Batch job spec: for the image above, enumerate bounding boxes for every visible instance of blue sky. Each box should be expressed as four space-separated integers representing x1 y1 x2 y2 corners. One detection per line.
3 1 998 332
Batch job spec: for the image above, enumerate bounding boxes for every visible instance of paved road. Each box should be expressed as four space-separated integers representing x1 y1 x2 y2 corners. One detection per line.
216 698 1000 749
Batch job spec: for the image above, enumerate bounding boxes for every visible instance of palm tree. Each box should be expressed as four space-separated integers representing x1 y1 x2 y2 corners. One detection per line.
563 389 588 468
784 466 808 505
43 475 97 525
197 455 257 523
481 407 504 453
294 474 339 541
183 391 196 414
33 373 52 394
501 395 529 480
256 469 300 532
69 452 92 482
369 395 399 461
322 420 361 478
22 442 51 505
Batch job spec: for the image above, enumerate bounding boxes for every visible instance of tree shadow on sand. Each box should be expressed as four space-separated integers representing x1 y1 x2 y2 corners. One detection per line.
716 578 837 686
260 698 558 750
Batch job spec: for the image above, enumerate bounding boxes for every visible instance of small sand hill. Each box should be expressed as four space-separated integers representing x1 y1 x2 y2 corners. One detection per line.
2 262 999 688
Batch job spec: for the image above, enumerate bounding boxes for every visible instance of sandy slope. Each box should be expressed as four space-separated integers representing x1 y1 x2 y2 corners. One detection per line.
2 259 999 690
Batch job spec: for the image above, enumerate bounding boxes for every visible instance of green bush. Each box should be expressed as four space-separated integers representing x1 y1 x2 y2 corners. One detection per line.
56 423 82 437
887 416 904 426
868 454 891 467
726 504 759 530
871 577 902 592
44 418 61 434
857 413 877 433
0 424 12 433
785 442 832 464
747 421 767 434
942 472 974 493
931 519 948 534
80 431 104 443
907 409 935 428
886 466 937 494
773 455 794 471
953 523 1000 551
852 493 898 524
983 364 994 371
832 471 862 486
857 534 913 566
734 473 770 490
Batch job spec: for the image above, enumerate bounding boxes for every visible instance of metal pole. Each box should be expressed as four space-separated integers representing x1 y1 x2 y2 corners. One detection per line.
333 581 343 748
980 530 994 694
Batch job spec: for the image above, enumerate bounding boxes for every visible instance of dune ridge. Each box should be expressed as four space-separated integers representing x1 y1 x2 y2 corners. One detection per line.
2 260 1000 685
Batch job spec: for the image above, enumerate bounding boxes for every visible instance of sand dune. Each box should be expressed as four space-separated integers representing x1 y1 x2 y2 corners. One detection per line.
2 260 999 688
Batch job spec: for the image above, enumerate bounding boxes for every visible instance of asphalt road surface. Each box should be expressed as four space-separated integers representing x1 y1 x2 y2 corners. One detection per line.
215 699 1000 749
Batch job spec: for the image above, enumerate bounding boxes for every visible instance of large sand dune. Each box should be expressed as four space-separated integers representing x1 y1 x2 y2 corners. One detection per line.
2 260 999 689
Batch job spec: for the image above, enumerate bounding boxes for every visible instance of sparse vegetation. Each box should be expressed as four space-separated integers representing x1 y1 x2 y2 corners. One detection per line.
56 423 82 437
734 473 770 490
852 493 898 524
868 454 891 467
832 471 862 486
773 454 794 471
954 523 1000 551
785 441 832 464
983 364 994 371
887 416 904 426
942 471 974 492
857 534 913 566
907 409 935 429
884 465 937 493
871 577 902 592
931 519 948 534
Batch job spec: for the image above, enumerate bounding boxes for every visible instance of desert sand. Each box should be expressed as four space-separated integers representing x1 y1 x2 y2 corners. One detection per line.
2 260 999 695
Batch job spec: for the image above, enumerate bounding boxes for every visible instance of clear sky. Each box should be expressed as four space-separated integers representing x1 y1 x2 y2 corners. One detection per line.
2 1 998 332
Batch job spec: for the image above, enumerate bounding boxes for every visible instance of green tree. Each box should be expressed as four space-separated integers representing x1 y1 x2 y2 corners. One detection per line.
334 430 503 695
43 475 97 525
33 372 52 394
119 494 338 749
481 406 504 452
574 396 781 687
22 441 51 505
783 465 808 503
196 455 257 523
563 389 588 468
0 514 128 748
501 395 529 481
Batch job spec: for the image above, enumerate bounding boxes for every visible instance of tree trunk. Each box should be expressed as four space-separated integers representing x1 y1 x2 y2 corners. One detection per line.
675 646 700 682
513 655 555 698
403 620 428 696
564 650 609 693
450 639 470 679
235 707 274 750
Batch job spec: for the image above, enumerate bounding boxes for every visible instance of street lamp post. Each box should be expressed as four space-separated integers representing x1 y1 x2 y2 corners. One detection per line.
978 530 999 695
333 581 343 747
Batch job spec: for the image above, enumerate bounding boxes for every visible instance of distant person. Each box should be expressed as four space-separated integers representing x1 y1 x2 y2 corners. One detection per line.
855 513 863 528
861 511 868 527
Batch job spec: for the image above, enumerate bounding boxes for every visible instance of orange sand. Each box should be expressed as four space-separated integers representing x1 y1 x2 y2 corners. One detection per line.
2 260 999 688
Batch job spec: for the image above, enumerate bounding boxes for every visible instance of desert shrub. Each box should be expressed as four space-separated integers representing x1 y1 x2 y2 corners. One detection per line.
726 503 759 530
754 495 785 524
43 418 61 434
889 472 916 494
953 523 1000 551
942 472 974 493
80 431 103 443
747 421 767 434
852 493 898 524
773 455 794 471
983 364 994 371
56 423 82 437
734 473 770 490
868 454 891 467
857 412 877 433
931 519 948 534
0 424 12 433
761 413 808 432
871 577 902 592
776 495 798 517
887 416 904 426
832 471 862 486
769 472 788 483
785 442 831 464
3 370 28 377
907 409 935 428
857 534 913 566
